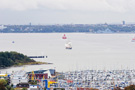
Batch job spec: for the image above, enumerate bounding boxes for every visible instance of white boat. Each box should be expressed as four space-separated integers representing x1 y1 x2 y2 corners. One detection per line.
65 41 72 49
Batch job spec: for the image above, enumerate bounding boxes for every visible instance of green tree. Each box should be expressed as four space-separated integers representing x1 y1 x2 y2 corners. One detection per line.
6 85 11 90
0 79 7 90
22 88 27 90
0 79 7 86
11 88 15 90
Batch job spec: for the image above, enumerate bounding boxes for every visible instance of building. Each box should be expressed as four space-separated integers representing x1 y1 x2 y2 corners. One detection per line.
122 21 125 25
28 69 56 80
28 71 48 80
0 74 8 79
10 70 29 86
0 25 7 30
43 69 56 78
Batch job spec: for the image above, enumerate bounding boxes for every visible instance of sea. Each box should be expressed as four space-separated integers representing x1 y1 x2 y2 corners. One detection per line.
0 33 135 73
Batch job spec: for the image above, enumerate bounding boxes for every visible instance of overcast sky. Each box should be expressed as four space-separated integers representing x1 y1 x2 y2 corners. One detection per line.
0 0 135 25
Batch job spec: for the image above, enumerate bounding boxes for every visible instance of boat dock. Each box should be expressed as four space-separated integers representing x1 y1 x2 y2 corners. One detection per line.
28 56 48 58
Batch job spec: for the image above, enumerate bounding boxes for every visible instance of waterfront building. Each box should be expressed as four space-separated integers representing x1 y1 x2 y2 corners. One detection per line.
10 70 29 86
28 69 55 80
0 74 8 79
43 69 55 78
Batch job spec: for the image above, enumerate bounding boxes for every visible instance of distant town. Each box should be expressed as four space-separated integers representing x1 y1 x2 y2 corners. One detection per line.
0 21 135 33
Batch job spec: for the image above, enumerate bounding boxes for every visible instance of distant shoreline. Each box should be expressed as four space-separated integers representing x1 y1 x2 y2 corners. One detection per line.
0 32 135 34
0 62 53 69
1 24 135 33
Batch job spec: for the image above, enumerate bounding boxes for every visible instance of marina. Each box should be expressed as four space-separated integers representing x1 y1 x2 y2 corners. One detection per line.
59 69 135 90
1 69 135 89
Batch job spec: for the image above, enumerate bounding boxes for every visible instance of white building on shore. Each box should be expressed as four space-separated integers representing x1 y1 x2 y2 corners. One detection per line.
0 25 7 30
10 70 29 86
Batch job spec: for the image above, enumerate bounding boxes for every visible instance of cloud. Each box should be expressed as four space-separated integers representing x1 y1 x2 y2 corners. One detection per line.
0 0 39 10
106 0 135 12
38 0 111 11
0 0 135 12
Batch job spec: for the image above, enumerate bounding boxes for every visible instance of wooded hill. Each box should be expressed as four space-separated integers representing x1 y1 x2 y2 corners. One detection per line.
0 51 35 68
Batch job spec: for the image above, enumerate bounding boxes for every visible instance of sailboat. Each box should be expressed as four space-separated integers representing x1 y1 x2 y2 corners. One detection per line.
62 34 67 39
65 41 72 49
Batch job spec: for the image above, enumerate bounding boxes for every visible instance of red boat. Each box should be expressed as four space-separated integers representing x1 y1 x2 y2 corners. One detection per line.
132 37 135 42
62 34 67 39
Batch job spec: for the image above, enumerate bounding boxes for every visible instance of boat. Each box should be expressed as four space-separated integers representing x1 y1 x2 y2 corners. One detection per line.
65 41 72 49
131 37 135 42
12 41 15 43
62 34 67 39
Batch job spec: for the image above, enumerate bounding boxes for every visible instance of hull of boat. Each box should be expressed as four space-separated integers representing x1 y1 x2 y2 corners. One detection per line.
66 47 72 49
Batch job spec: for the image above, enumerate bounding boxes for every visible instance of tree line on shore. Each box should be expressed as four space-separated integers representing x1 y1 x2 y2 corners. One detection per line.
0 51 35 68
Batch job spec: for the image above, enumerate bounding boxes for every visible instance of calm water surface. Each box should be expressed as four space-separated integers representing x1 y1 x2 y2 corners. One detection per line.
0 33 135 73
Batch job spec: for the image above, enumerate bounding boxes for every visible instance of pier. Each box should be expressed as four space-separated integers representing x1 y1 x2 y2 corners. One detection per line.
28 56 47 58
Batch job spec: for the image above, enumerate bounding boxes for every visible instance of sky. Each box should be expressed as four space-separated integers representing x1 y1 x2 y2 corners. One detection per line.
0 0 135 25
